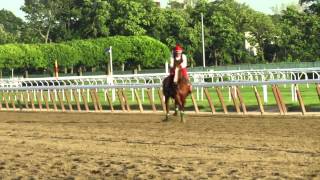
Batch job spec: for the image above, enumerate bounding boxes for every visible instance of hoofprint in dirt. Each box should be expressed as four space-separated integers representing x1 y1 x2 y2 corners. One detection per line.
0 112 319 179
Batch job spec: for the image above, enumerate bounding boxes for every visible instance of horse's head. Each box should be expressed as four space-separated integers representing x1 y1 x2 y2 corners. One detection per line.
173 65 182 84
177 76 191 96
172 66 190 97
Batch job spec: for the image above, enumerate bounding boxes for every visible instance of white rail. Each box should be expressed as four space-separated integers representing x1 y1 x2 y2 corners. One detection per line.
1 67 320 89
0 67 319 104
0 79 319 91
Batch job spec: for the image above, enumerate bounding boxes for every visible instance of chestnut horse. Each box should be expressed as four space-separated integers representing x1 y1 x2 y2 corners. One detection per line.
162 66 191 122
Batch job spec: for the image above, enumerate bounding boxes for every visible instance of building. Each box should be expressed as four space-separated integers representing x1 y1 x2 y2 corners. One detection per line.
154 0 161 7
169 0 195 8
169 0 214 8
171 0 184 3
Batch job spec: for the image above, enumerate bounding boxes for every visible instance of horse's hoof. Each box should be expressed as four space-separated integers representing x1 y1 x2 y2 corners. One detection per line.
163 114 170 122
180 112 185 123
162 118 169 122
180 116 186 123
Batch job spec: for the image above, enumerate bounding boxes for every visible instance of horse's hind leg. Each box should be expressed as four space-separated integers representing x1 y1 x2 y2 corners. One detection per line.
180 97 186 123
175 95 185 122
173 101 178 116
179 105 185 123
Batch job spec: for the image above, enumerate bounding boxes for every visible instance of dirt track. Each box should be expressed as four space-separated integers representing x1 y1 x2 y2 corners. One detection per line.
0 112 319 179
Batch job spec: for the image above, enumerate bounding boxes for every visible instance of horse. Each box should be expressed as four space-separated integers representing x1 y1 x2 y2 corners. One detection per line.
162 66 191 122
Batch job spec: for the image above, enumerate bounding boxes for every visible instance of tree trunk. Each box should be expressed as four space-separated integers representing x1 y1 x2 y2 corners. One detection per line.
45 19 51 43
71 66 74 74
260 47 265 62
91 67 96 73
78 67 83 76
272 52 277 63
138 64 141 71
214 50 218 67
107 64 111 75
121 63 125 71
38 22 51 43
261 52 265 62
25 70 29 78
64 67 68 74
0 69 2 79
285 48 287 60
133 68 138 74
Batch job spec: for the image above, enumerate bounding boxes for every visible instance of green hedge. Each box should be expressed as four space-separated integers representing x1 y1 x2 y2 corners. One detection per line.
0 36 170 72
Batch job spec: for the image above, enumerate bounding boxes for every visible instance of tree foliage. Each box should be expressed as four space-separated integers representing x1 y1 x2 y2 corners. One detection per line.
0 0 318 73
0 9 24 44
0 36 170 72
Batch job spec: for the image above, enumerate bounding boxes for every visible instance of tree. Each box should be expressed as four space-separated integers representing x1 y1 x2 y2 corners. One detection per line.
145 6 166 40
0 25 17 44
129 36 170 69
71 0 111 39
0 9 24 33
277 7 310 62
20 24 43 44
193 0 251 66
248 12 279 62
19 44 46 77
300 0 320 15
48 0 78 42
8 0 318 69
0 45 24 72
22 0 64 43
168 1 185 9
0 9 24 44
109 0 156 36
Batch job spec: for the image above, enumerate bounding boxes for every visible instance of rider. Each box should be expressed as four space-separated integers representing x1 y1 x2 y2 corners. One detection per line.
170 44 188 80
169 44 192 90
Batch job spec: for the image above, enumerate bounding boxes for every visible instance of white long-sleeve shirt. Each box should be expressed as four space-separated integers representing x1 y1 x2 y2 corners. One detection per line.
169 54 187 68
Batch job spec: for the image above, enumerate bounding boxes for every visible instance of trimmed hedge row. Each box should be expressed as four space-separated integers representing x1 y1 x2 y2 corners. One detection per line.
0 36 171 71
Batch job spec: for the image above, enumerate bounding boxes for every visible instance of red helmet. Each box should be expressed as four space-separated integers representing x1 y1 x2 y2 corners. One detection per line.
174 44 183 53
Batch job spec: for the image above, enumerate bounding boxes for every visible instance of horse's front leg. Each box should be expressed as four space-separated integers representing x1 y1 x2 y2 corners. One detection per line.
165 96 170 121
173 100 178 116
180 97 186 123
176 95 185 122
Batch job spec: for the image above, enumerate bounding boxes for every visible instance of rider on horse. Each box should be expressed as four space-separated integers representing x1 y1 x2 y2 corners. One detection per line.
163 44 192 121
169 44 192 91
